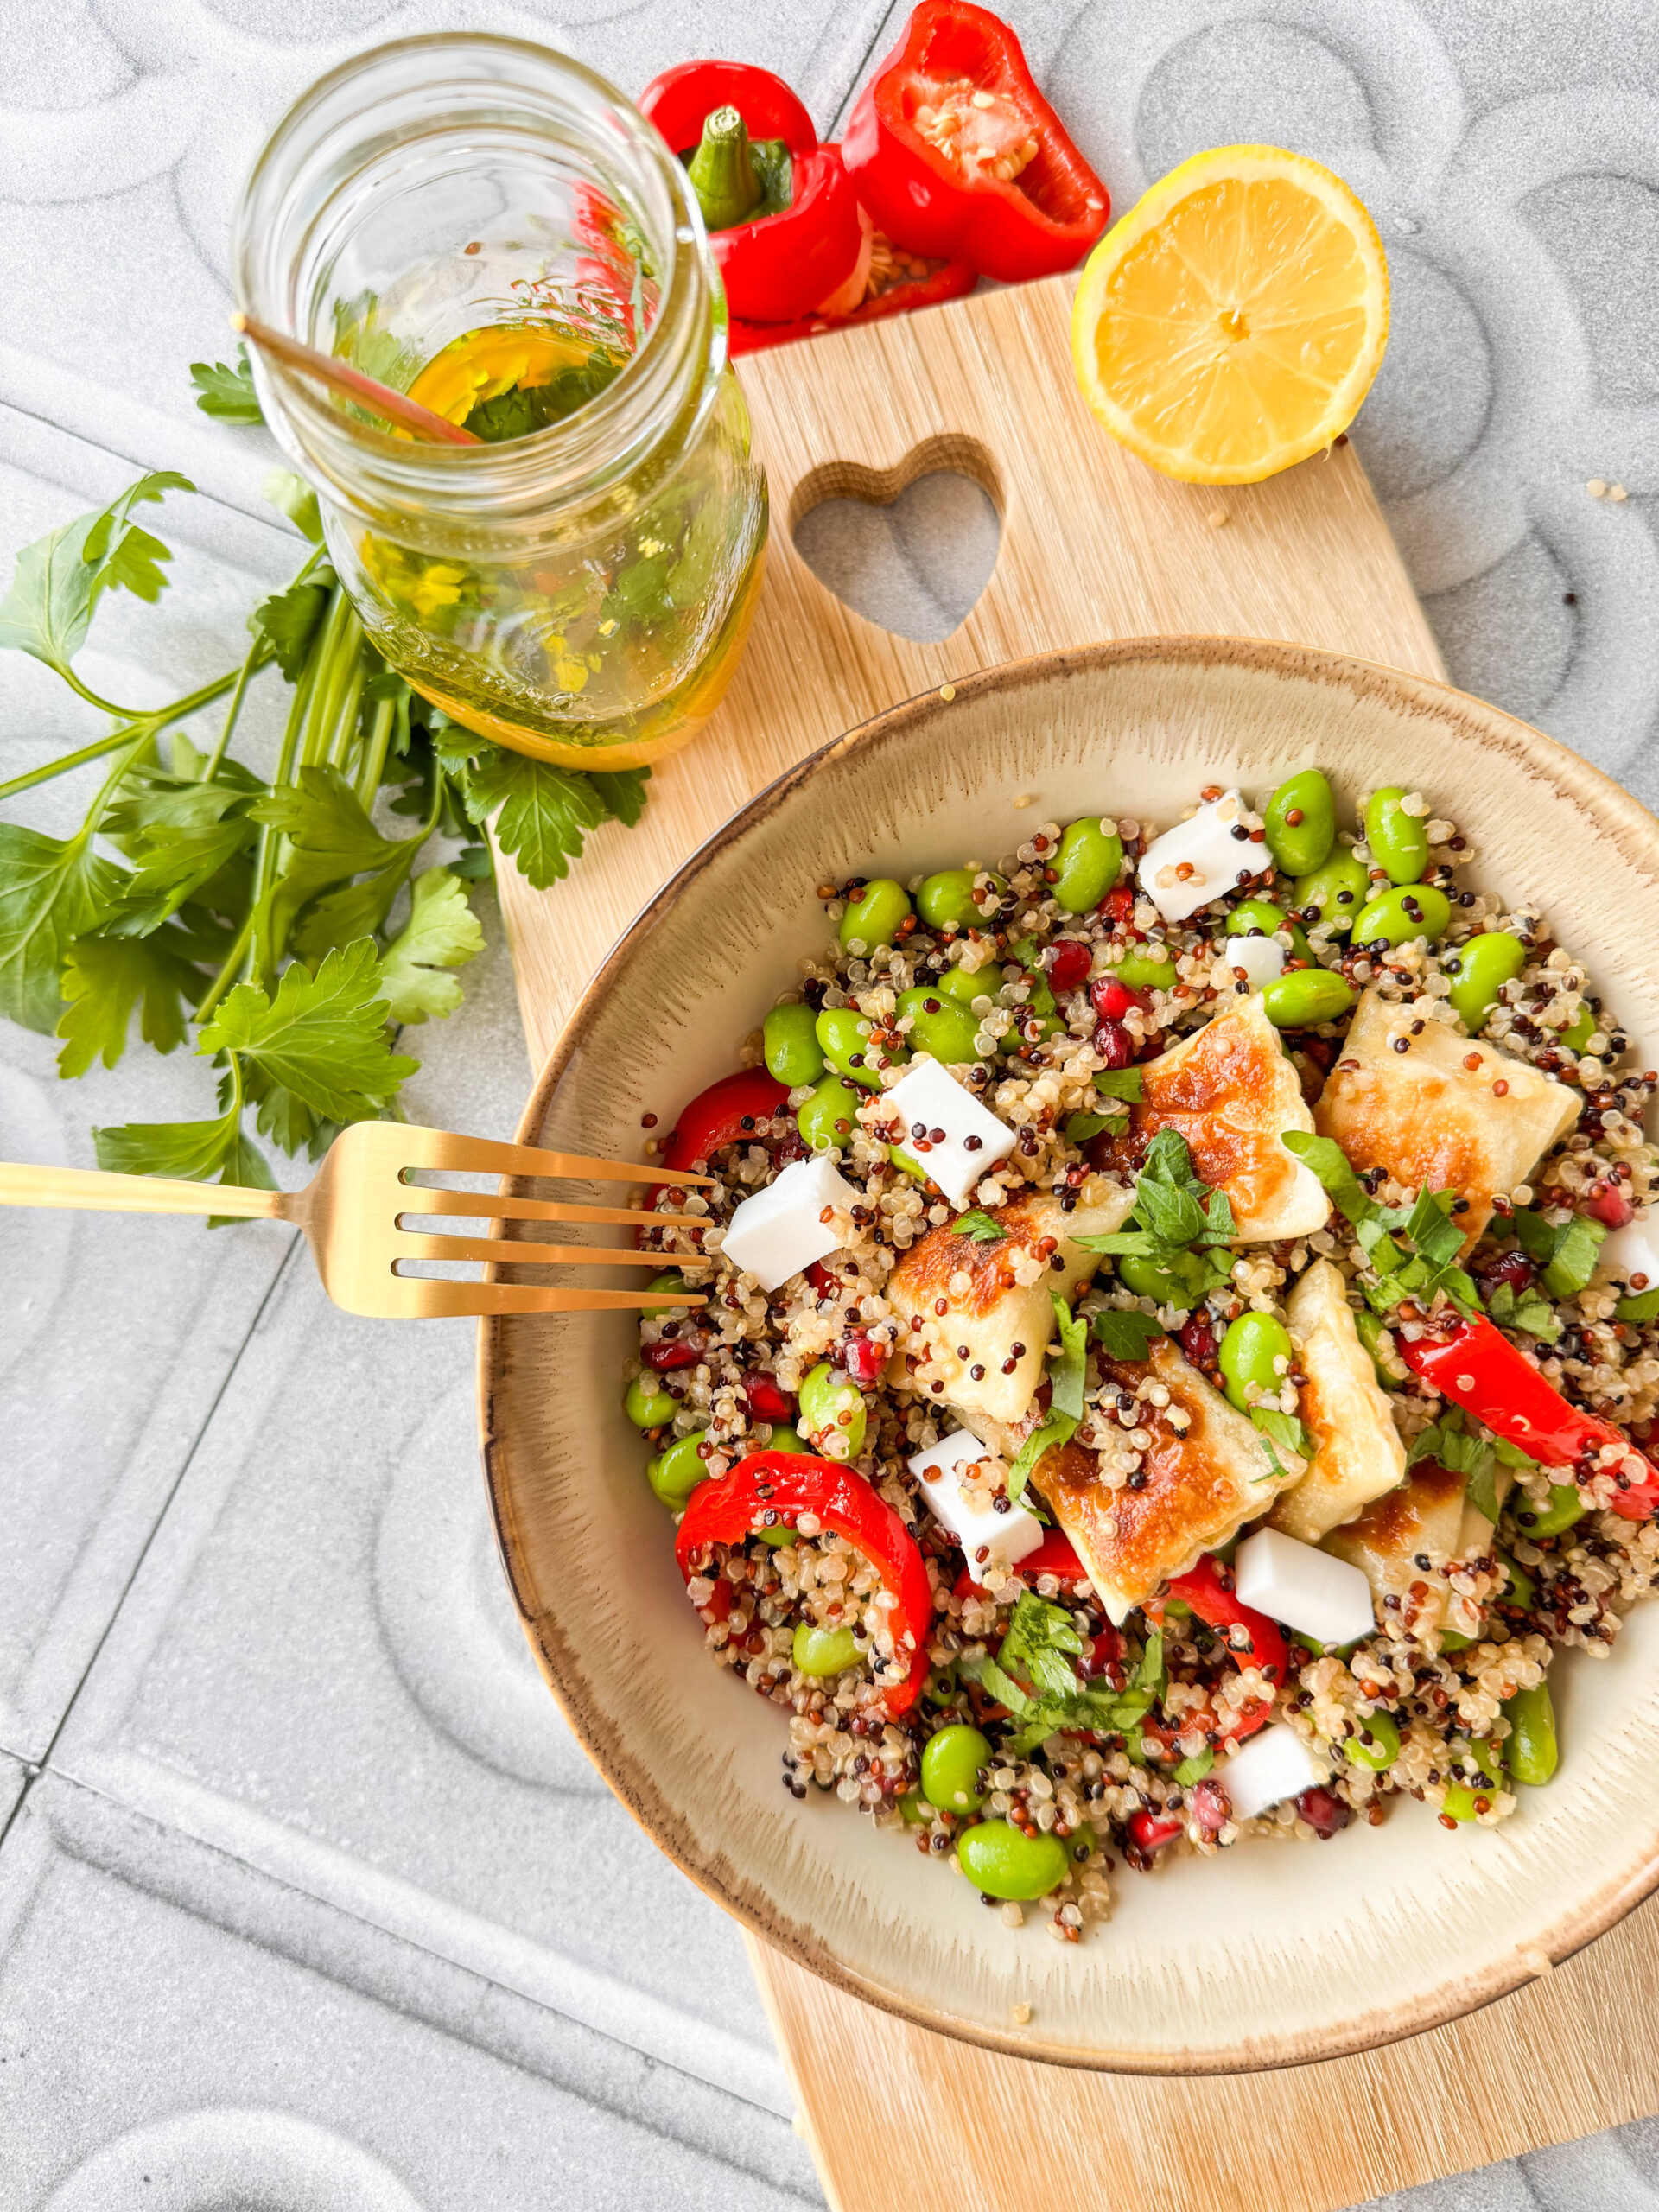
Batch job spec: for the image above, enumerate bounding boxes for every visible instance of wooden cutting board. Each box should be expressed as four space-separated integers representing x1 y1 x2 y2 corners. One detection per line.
492 274 1659 2210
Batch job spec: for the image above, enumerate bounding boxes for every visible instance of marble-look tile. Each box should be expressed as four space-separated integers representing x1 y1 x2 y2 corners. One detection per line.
0 1774 818 2207
0 1753 25 1829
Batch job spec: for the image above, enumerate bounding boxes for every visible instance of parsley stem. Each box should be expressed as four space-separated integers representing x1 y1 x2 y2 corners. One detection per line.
194 912 254 1024
0 667 241 804
298 592 357 772
354 695 397 809
60 669 147 721
201 641 264 783
248 634 325 988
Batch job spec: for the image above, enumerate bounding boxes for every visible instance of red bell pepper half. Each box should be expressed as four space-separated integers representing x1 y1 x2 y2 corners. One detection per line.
677 1451 934 1715
729 243 976 354
1400 1311 1659 1521
639 61 865 325
842 0 1110 281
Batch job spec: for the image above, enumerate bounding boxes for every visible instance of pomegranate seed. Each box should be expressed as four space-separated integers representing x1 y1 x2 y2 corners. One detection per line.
805 1261 836 1293
1587 1185 1636 1229
1128 1808 1183 1852
1045 940 1092 992
1100 885 1135 925
745 1374 794 1421
1093 1018 1135 1069
1179 1314 1218 1367
643 1338 702 1371
1190 1778 1231 1834
837 1332 887 1386
1091 976 1147 1020
1478 1249 1535 1294
1295 1785 1353 1839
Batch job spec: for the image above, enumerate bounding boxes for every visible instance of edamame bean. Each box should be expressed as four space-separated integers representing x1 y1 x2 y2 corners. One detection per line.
625 1373 677 1428
1497 1550 1537 1607
1052 818 1124 913
1513 1483 1586 1539
650 1429 709 1507
763 1001 825 1085
1351 882 1452 949
816 1005 901 1089
794 1622 861 1676
1440 1737 1502 1822
923 1662 959 1708
1444 931 1526 1033
934 960 1006 1007
957 1820 1070 1901
916 868 983 931
897 982 986 1065
838 877 911 950
1364 787 1429 885
1439 1628 1475 1652
898 1789 931 1827
1227 898 1311 962
799 1360 867 1459
1263 769 1336 876
1561 1004 1596 1052
1354 1309 1399 1389
643 1271 692 1310
1502 1681 1559 1785
1344 1709 1402 1771
1114 947 1178 990
920 1722 992 1812
1617 1287 1659 1324
1218 1312 1294 1413
764 1423 809 1457
798 1072 863 1154
1291 850 1370 933
1260 968 1357 1027
1117 1250 1205 1310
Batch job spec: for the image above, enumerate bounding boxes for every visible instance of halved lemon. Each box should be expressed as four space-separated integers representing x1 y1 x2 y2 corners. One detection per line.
1071 145 1389 485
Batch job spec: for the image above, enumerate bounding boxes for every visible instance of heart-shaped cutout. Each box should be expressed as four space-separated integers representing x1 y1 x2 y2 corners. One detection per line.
791 436 1001 644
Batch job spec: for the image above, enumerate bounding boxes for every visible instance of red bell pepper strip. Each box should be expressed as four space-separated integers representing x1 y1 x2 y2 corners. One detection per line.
1166 1555 1290 1688
1399 1311 1659 1520
639 63 864 325
677 1452 933 1716
842 1 1109 282
729 245 977 353
661 1071 791 1177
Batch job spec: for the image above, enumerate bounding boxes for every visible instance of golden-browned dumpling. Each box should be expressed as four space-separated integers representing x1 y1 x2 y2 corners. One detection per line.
887 1183 1134 1427
1322 1459 1468 1637
1091 995 1328 1243
1313 988 1578 1248
1270 1260 1407 1542
995 1336 1303 1624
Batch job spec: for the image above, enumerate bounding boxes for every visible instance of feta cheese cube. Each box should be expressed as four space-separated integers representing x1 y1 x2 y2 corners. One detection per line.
719 1155 857 1292
884 1057 1015 1208
1139 790 1262 923
1599 1216 1659 1291
1235 1527 1376 1647
1215 1721 1319 1822
911 1429 1045 1581
1223 933 1286 992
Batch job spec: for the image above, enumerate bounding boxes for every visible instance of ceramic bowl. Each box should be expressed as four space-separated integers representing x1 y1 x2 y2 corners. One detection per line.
478 636 1659 2071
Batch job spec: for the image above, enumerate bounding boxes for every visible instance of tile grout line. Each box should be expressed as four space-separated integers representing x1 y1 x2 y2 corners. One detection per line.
826 3 899 137
0 1230 303 1853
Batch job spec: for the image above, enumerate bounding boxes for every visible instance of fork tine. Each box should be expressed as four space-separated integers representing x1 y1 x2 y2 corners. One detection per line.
399 1188 706 1230
394 1231 695 1271
393 1279 709 1317
401 1126 715 1187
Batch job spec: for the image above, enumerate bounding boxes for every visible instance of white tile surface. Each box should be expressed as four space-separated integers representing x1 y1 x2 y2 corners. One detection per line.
4 2 1659 2206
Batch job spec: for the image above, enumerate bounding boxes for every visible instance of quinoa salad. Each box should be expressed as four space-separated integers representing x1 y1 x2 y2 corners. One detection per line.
624 772 1659 1942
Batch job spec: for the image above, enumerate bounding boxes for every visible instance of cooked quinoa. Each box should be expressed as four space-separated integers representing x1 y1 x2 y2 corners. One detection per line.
624 779 1659 1942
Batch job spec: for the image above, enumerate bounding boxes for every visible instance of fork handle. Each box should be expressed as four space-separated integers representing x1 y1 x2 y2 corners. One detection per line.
0 1160 285 1219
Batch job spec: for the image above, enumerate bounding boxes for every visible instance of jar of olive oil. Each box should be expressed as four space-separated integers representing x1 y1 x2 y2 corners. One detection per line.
234 35 766 771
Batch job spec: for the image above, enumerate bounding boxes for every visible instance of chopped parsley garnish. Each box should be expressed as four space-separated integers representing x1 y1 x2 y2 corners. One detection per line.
951 1208 1007 1242
960 1596 1165 1755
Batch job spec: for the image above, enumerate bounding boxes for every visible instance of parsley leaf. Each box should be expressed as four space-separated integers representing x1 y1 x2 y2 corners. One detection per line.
251 575 332 680
959 1607 1166 1755
190 348 262 423
251 766 416 955
999 1593 1085 1699
95 1100 274 1211
0 824 124 1033
1173 1744 1214 1785
55 931 200 1076
0 471 192 678
1402 1186 1465 1268
377 868 485 1024
1065 1108 1126 1144
1049 1292 1090 1421
1007 1411 1075 1510
1543 1214 1605 1300
1486 1278 1561 1343
1281 1129 1375 1227
198 938 416 1122
1092 1308 1166 1362
1092 1066 1145 1103
951 1209 1006 1242
262 469 324 545
1250 1406 1312 1480
1408 1409 1499 1520
588 766 652 827
459 747 650 890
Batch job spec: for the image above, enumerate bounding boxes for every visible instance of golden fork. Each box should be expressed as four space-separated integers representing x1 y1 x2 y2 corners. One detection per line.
0 1120 710 1318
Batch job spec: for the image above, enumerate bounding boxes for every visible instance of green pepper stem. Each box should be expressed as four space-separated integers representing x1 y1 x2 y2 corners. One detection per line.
686 105 762 232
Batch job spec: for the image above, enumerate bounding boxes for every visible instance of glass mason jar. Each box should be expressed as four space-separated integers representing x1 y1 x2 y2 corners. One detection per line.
233 34 766 772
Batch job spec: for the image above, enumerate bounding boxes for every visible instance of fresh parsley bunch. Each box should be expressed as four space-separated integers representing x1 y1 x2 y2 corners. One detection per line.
959 1592 1166 1756
0 351 648 1196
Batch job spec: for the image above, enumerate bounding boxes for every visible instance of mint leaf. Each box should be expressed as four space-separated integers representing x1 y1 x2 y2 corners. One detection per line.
1065 1108 1126 1144
1403 1186 1465 1268
198 938 416 1122
378 868 485 1024
1513 1209 1560 1264
190 348 262 423
1093 1308 1166 1362
951 1209 1006 1242
1049 1292 1089 1421
1281 1130 1374 1227
1132 1173 1206 1249
999 1592 1084 1699
56 931 199 1076
0 470 191 677
0 824 124 1033
1251 1406 1311 1465
1173 1744 1214 1785
1543 1214 1605 1300
1007 1410 1076 1509
1092 1066 1144 1103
